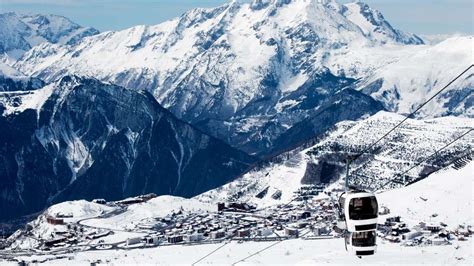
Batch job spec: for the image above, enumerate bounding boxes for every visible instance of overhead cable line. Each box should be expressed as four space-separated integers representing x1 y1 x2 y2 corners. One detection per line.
375 128 473 191
231 230 313 265
350 64 473 164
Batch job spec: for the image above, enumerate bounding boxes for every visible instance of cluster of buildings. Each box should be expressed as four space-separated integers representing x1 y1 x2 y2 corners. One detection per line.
377 215 473 246
18 214 113 250
4 189 472 254
126 196 339 248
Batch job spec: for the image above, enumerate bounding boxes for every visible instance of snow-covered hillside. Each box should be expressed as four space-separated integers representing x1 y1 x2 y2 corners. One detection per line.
81 196 214 231
0 82 52 112
0 12 99 64
379 161 473 230
13 0 443 155
358 37 473 118
197 111 473 207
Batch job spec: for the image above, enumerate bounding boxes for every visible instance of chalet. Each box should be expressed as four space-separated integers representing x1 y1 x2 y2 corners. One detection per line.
92 199 106 204
217 203 225 212
378 206 390 215
402 231 423 241
257 228 272 237
46 216 64 225
117 198 144 205
184 233 204 242
126 237 142 246
167 235 183 244
138 193 157 201
210 231 226 239
145 236 161 245
426 223 441 232
44 237 66 247
237 229 250 238
385 216 401 226
285 227 299 237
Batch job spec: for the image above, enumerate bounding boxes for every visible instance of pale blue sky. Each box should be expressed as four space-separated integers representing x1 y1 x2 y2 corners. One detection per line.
0 0 472 35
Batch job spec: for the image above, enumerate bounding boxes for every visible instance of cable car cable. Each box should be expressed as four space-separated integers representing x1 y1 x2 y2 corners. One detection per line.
375 128 473 191
191 237 234 265
231 229 313 265
349 64 473 165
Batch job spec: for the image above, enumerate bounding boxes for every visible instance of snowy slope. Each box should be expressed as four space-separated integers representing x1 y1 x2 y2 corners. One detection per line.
378 161 473 230
197 111 473 207
342 1 423 44
0 61 24 79
0 83 53 114
8 237 472 265
358 37 473 118
12 0 433 155
0 12 99 64
7 200 117 250
0 61 44 91
82 196 214 231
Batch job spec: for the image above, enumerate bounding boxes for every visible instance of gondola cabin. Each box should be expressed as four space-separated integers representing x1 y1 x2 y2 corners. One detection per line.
344 230 377 257
339 189 378 232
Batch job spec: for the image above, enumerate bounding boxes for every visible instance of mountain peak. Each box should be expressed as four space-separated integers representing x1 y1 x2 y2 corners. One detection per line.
342 1 424 44
0 12 99 64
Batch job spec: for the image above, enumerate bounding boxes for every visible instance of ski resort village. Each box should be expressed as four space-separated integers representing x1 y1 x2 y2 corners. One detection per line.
0 157 472 264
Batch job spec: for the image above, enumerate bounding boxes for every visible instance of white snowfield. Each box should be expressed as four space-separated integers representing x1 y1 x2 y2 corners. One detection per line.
9 237 472 266
359 37 473 118
82 196 215 231
0 12 98 64
378 161 474 230
46 200 115 223
0 62 27 80
0 83 54 116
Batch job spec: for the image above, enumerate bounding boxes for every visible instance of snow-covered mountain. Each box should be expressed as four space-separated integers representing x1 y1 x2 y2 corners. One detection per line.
356 37 473 118
197 111 473 207
0 76 255 220
13 0 437 156
0 12 99 64
0 61 44 91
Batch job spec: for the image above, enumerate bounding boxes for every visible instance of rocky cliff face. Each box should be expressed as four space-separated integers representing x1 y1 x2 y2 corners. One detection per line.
0 76 255 220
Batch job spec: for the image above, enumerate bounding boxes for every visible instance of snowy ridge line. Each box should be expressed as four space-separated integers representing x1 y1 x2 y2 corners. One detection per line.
375 128 473 192
350 64 473 166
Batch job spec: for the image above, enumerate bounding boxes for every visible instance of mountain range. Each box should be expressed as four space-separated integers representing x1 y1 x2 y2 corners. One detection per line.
0 0 472 220
9 0 473 156
0 12 98 64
